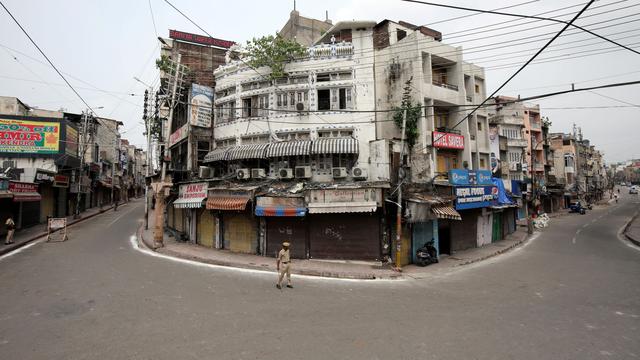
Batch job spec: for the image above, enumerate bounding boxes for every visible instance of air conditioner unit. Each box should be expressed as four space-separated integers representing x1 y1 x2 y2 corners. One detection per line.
2 160 15 169
236 168 250 180
352 167 368 180
295 166 312 178
198 166 212 179
251 168 266 179
278 168 294 179
296 102 305 111
332 167 348 178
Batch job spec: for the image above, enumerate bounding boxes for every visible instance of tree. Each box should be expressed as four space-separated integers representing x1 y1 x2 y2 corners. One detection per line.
392 77 421 151
245 34 307 80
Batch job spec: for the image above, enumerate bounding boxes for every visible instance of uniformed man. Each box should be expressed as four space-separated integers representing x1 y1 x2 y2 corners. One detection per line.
276 241 293 289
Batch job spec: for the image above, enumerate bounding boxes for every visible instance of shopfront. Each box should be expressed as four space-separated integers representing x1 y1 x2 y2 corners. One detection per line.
306 187 382 260
0 179 13 236
9 181 42 229
173 182 208 243
34 169 56 223
206 187 258 254
255 196 307 258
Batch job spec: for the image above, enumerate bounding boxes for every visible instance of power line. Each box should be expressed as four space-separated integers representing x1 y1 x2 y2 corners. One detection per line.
0 1 98 114
587 90 640 108
148 0 158 38
427 0 596 149
402 0 640 56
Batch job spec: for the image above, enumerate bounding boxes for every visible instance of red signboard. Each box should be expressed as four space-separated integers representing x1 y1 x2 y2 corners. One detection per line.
9 181 38 193
53 175 69 188
433 131 465 149
169 30 235 49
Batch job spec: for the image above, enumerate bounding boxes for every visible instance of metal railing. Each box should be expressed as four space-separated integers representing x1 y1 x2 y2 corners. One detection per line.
432 80 459 91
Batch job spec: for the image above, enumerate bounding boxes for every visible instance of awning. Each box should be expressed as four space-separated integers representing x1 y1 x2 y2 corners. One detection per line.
0 190 13 199
307 201 377 214
490 204 518 209
265 140 312 158
431 205 462 220
12 192 42 202
204 147 229 162
206 197 251 211
226 143 270 160
173 196 207 209
310 138 358 155
255 206 306 217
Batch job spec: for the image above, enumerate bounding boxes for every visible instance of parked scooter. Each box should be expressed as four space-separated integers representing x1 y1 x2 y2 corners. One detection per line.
416 239 438 267
569 201 587 215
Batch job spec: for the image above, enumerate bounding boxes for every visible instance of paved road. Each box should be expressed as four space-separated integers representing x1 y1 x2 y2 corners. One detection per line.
1 195 639 360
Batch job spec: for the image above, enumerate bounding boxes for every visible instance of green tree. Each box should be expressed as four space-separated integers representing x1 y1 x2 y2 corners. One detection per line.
245 34 307 80
392 78 421 151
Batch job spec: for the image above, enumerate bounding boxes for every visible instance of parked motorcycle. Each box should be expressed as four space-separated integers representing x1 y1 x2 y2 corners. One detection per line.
569 202 587 215
416 240 438 267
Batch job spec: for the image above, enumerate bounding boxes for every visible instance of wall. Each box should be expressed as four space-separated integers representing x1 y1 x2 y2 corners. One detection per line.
279 10 333 47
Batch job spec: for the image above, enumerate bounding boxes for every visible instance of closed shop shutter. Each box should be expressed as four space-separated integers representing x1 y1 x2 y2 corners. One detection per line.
412 221 436 263
167 205 175 228
266 217 307 258
309 213 380 260
197 209 216 248
39 184 55 223
451 209 478 252
174 208 184 232
20 201 40 228
492 212 503 242
223 213 258 254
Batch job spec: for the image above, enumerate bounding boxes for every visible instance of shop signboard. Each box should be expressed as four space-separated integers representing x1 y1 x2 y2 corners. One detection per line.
178 182 208 200
0 117 61 155
34 170 55 183
9 181 38 193
189 84 213 128
449 169 493 186
433 131 464 149
307 188 382 206
65 125 79 157
454 185 497 210
53 175 70 188
169 124 188 147
169 29 235 49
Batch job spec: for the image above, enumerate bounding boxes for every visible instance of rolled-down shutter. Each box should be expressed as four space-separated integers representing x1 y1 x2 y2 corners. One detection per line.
266 217 307 259
309 213 380 260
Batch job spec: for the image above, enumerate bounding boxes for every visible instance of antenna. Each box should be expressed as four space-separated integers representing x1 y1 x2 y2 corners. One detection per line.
294 0 296 11
326 10 329 21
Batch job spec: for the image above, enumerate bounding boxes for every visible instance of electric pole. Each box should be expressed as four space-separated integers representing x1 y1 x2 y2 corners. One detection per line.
74 110 90 219
143 89 150 229
155 53 184 248
395 108 407 270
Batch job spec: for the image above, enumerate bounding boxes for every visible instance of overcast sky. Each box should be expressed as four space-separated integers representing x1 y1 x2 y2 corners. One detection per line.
0 0 638 162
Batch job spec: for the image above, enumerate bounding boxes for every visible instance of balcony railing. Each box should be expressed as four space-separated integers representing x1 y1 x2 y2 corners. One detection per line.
306 42 354 59
507 138 528 147
466 95 473 102
530 122 541 130
435 127 462 135
432 80 459 91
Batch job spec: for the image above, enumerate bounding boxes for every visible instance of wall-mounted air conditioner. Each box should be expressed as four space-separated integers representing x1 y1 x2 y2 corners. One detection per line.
332 167 348 178
251 168 266 179
236 168 250 180
278 168 294 179
352 167 368 180
295 166 312 178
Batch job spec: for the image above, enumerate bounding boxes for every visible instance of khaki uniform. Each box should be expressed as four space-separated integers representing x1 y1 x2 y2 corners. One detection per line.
277 248 291 286
5 218 15 244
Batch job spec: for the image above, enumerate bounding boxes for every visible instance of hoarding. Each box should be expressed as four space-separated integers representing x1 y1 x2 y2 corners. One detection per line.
169 29 235 49
189 84 213 128
454 185 498 210
489 125 501 174
449 169 493 186
65 125 79 157
433 131 464 149
0 118 61 155
169 124 188 147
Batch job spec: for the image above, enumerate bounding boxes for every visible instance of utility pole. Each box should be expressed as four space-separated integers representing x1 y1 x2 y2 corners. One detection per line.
143 89 150 230
155 53 183 248
395 108 407 270
74 110 90 219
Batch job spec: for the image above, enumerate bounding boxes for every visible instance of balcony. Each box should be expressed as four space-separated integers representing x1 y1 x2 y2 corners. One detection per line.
565 166 575 174
533 163 545 172
432 80 458 91
307 42 354 59
530 121 541 131
507 138 528 147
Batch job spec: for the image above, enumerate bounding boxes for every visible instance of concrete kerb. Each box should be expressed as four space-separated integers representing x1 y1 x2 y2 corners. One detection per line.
0 203 124 257
456 230 531 267
623 212 640 247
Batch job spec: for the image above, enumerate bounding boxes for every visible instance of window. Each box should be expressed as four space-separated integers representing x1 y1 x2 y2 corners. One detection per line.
475 84 480 93
317 73 330 82
339 88 347 109
290 92 295 107
297 92 303 103
318 89 331 110
477 121 482 131
434 108 449 129
396 29 407 42
480 158 486 168
242 98 253 118
277 93 282 107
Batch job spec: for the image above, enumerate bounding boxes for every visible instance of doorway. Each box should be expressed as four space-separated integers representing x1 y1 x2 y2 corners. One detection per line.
438 221 451 255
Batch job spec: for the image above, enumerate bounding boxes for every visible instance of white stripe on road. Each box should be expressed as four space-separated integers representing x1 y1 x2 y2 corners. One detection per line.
106 204 139 227
0 238 45 261
128 235 406 283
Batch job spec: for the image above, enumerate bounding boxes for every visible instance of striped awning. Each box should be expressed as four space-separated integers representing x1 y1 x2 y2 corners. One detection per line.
12 192 41 202
204 148 229 162
310 138 359 155
226 143 270 161
206 197 251 211
431 206 462 221
255 206 306 217
265 140 312 158
307 201 377 214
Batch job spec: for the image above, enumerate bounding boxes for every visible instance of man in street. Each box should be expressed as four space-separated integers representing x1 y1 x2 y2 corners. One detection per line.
276 242 293 289
5 216 15 245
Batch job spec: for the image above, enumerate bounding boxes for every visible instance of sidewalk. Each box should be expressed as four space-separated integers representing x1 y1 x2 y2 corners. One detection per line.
0 202 128 256
624 213 640 247
139 214 531 280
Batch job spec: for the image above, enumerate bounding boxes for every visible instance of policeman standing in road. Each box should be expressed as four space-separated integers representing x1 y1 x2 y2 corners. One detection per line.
276 242 293 289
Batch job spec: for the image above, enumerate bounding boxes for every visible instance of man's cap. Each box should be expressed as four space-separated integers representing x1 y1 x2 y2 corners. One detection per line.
282 242 290 247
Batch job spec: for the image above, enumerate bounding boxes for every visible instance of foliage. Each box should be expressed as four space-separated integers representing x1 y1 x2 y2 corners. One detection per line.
155 55 173 73
245 34 307 80
542 116 552 128
392 77 421 150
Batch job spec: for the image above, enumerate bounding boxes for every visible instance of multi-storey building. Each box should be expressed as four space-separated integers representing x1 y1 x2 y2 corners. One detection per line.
488 96 528 182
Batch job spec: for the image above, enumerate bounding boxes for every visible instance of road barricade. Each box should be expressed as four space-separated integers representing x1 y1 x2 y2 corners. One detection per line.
46 218 68 242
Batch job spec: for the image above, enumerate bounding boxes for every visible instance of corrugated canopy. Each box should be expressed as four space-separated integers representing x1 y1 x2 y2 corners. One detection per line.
204 148 229 163
431 205 462 221
310 138 358 155
265 140 312 158
307 201 377 214
206 197 250 211
226 143 270 161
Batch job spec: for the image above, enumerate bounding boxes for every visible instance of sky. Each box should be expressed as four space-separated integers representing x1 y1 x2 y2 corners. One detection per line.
0 0 638 163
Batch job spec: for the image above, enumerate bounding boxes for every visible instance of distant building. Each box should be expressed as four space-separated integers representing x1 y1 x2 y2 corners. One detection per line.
279 10 333 46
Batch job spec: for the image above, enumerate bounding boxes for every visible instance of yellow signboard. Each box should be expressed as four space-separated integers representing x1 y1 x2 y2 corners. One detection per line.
0 118 61 154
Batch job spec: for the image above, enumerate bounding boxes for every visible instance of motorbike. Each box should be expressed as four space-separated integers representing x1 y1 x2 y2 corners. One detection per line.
416 240 439 267
569 202 587 215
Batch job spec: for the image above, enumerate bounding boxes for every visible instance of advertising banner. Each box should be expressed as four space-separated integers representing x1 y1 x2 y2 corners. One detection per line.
65 125 78 157
489 125 501 174
169 124 188 147
0 118 61 155
189 84 213 128
448 169 493 186
454 185 498 210
433 131 464 149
